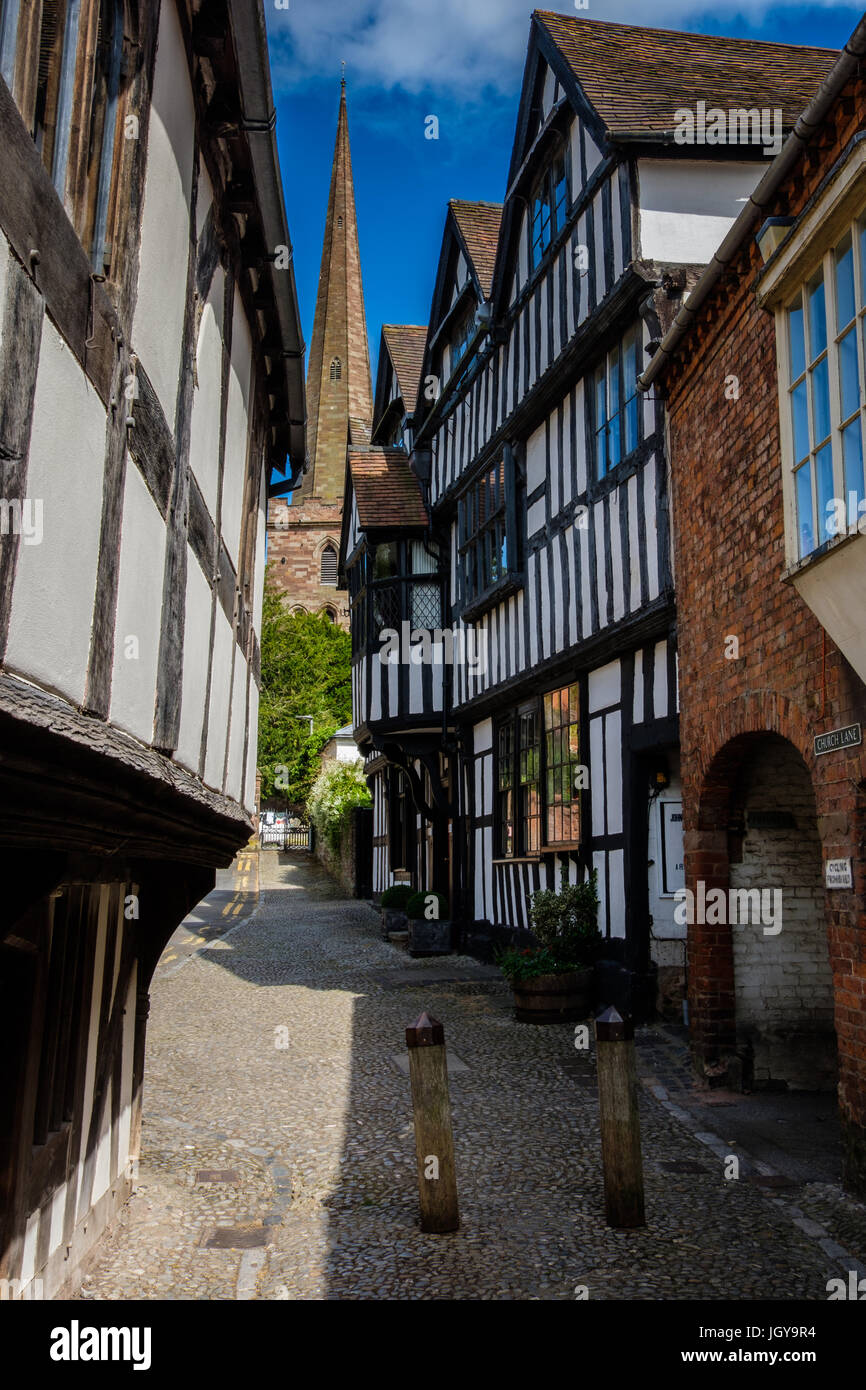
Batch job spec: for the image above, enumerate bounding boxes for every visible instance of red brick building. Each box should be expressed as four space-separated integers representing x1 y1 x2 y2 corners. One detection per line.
643 19 866 1194
267 80 373 627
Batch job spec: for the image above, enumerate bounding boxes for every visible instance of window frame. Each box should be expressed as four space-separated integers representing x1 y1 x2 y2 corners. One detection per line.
349 538 444 660
529 151 569 274
779 223 866 563
593 322 644 479
457 445 524 618
494 680 583 861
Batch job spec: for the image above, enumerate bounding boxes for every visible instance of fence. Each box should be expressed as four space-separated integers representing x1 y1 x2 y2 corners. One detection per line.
259 823 312 851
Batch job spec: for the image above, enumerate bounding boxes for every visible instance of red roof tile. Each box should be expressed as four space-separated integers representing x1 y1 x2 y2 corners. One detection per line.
535 12 837 137
349 449 428 529
382 325 428 408
450 200 503 299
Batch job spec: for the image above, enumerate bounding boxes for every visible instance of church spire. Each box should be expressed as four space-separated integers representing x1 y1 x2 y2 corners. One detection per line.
298 79 372 501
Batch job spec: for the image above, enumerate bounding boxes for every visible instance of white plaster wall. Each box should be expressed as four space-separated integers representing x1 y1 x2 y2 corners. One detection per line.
221 285 254 569
188 263 225 521
5 321 105 705
225 652 248 803
108 464 166 743
133 0 195 422
204 611 234 790
244 678 259 811
638 159 763 263
175 549 213 775
252 466 267 636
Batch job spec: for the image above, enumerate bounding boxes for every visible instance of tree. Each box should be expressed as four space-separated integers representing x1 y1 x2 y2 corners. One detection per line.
257 571 352 806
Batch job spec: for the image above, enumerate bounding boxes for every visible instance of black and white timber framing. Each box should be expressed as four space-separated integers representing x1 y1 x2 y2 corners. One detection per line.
0 0 304 1299
340 12 789 998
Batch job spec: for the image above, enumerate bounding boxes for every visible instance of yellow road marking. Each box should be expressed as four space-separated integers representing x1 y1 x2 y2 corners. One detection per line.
232 902 243 915
163 953 177 962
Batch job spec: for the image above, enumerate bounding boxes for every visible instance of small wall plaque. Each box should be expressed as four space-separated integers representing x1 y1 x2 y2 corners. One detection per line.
814 723 861 756
825 858 853 889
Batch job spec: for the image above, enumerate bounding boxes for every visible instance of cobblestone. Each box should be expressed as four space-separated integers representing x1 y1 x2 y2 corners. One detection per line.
75 850 864 1301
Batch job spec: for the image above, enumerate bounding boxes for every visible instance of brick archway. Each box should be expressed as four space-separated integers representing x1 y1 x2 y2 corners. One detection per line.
685 692 824 1079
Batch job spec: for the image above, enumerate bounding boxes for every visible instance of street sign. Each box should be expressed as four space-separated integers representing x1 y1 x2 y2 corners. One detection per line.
814 723 861 756
825 858 853 889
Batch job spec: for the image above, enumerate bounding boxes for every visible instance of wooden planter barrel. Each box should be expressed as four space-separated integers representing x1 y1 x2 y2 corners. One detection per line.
513 968 593 1024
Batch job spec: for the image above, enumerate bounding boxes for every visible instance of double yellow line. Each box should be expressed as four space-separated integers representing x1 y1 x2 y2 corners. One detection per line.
221 854 256 917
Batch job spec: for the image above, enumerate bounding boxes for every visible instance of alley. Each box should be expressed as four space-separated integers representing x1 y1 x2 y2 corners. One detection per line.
75 852 866 1302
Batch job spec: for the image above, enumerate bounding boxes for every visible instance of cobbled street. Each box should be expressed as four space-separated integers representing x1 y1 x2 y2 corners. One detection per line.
76 851 866 1301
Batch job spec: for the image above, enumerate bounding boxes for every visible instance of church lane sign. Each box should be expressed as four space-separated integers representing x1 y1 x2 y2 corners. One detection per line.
813 723 862 757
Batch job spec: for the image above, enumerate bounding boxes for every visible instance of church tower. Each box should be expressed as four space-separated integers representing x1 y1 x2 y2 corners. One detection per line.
267 80 372 625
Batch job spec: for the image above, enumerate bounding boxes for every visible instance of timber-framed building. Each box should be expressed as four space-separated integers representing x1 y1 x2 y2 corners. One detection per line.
340 13 837 1013
0 0 305 1297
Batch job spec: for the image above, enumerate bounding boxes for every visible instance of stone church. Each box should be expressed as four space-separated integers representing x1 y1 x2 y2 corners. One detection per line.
267 80 372 627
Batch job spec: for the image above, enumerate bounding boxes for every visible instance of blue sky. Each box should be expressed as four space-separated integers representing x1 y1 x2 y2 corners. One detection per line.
266 3 863 388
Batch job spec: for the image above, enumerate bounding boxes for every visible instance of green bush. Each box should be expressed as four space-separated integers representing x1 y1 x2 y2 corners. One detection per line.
528 869 601 967
406 890 449 921
307 760 370 854
380 884 414 910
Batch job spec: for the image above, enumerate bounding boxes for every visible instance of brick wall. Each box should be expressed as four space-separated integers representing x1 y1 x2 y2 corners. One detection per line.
266 496 350 628
662 72 866 1193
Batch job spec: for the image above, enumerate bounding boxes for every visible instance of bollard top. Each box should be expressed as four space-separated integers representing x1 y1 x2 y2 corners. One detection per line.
406 1012 444 1048
594 1006 634 1042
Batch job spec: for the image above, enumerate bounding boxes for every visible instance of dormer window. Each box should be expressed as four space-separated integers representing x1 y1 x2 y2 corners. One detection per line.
530 154 568 272
330 357 342 381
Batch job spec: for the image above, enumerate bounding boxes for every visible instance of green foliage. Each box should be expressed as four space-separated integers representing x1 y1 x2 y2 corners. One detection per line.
307 759 371 854
495 945 587 983
406 890 449 921
257 569 352 805
529 869 601 965
380 885 414 910
497 870 601 983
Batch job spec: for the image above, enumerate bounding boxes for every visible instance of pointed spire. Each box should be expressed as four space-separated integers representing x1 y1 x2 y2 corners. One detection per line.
297 79 372 502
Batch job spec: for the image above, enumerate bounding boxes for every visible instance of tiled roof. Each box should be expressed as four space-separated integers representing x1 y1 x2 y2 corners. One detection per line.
450 200 503 299
349 449 428 529
535 12 838 137
382 325 428 409
348 417 372 446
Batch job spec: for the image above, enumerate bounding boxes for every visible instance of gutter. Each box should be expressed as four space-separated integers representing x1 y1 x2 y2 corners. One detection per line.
638 15 866 392
227 0 306 477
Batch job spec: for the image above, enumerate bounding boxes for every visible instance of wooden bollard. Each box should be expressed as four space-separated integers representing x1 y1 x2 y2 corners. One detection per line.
405 1012 459 1233
594 1005 645 1229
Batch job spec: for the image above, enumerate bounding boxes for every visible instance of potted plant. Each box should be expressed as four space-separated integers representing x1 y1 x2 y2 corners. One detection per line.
380 884 414 939
497 870 601 1023
406 890 451 957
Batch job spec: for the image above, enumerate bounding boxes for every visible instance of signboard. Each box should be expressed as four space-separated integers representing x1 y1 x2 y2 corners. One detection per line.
814 723 861 756
826 858 853 890
660 800 684 896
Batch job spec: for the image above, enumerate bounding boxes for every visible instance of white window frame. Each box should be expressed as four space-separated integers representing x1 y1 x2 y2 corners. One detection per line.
758 140 866 572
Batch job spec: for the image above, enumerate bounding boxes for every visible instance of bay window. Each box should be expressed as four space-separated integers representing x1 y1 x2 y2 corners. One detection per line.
784 224 866 559
348 538 443 658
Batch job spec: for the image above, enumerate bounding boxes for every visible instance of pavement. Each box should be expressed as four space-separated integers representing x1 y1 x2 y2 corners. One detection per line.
73 848 866 1301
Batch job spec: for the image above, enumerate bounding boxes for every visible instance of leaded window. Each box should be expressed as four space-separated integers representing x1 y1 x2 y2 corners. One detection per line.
458 449 523 612
544 683 581 847
494 685 580 857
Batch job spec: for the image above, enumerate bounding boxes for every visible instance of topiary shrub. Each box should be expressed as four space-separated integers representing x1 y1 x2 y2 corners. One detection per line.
406 890 449 921
381 884 414 910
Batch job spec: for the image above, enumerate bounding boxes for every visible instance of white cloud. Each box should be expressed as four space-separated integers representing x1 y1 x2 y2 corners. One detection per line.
267 0 847 97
